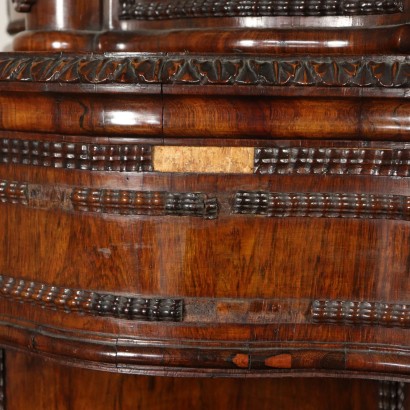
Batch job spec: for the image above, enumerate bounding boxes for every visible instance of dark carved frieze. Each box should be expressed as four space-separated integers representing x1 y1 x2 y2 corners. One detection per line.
312 300 410 328
0 54 408 87
379 381 406 410
72 189 219 219
12 0 36 12
255 147 410 176
0 274 183 321
119 0 403 19
0 180 28 205
233 191 410 220
0 139 153 172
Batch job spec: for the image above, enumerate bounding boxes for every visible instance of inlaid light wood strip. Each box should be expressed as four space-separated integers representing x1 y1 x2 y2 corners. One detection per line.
154 146 254 173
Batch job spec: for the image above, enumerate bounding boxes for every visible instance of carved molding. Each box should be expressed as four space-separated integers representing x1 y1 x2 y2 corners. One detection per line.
379 381 405 410
0 180 28 205
233 191 410 220
12 0 36 12
312 300 410 328
255 147 410 176
0 139 153 172
3 141 410 177
0 274 183 321
0 55 408 87
72 189 218 219
119 0 403 19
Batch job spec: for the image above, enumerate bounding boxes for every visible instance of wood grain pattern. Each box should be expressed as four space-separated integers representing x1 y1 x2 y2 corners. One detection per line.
97 26 410 55
232 191 410 220
312 300 410 328
154 146 254 173
5 350 383 410
255 147 410 176
3 0 410 399
0 54 408 87
119 0 404 20
0 139 153 172
0 274 183 321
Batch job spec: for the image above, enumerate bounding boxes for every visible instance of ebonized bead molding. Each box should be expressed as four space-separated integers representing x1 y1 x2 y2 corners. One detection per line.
0 274 183 321
254 147 410 176
312 300 410 327
0 139 153 172
0 54 408 87
379 381 406 410
119 0 404 19
233 191 410 220
2 139 410 177
71 189 219 219
0 180 28 205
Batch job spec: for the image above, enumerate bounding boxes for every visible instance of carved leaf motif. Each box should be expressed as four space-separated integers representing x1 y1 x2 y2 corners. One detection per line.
0 55 408 87
173 61 202 83
236 61 259 84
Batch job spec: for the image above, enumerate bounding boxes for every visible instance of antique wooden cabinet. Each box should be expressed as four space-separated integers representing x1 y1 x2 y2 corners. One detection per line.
0 0 409 408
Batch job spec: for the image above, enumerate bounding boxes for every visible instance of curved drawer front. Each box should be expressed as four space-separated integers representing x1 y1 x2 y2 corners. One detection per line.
0 51 409 379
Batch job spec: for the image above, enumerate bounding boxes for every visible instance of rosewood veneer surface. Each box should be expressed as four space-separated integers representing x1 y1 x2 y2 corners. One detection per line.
1 0 410 408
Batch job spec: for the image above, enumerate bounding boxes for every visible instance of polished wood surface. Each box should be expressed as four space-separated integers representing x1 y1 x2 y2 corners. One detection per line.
1 0 410 408
6 350 399 410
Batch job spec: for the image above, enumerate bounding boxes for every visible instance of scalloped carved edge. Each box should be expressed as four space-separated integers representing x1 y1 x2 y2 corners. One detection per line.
72 189 219 219
119 0 403 19
0 54 408 88
379 381 406 410
255 147 410 176
0 139 153 172
233 191 410 220
12 0 36 12
312 300 410 328
0 274 183 321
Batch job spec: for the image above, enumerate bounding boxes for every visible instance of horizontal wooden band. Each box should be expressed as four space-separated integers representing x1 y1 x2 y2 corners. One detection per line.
0 54 408 87
2 271 409 329
0 94 408 139
1 318 410 376
2 138 410 176
2 178 410 221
